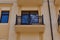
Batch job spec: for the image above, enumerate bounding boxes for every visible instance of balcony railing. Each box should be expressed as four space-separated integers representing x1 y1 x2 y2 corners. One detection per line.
15 15 45 32
15 15 44 25
58 15 60 25
58 15 60 32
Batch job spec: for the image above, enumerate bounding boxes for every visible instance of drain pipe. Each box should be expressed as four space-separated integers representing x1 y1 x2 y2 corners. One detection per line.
47 0 54 40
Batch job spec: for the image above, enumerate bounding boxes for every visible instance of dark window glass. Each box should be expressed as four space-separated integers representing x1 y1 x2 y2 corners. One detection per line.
30 12 39 24
21 12 29 24
21 14 29 24
21 11 39 25
0 11 9 23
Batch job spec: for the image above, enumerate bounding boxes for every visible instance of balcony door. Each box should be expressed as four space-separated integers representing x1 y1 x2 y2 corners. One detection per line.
21 11 30 25
21 11 39 25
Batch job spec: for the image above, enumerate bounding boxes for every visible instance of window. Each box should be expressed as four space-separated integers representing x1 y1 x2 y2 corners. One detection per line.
21 11 39 25
0 11 9 23
21 12 30 24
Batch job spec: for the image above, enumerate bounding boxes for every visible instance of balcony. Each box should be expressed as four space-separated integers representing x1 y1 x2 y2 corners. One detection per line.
15 15 45 33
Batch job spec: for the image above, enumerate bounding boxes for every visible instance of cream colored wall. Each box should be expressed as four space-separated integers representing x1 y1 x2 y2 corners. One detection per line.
0 0 15 3
16 31 44 40
16 32 43 40
19 32 40 40
0 25 9 40
1 0 60 40
41 0 52 40
49 0 60 40
0 0 52 40
8 2 18 40
0 5 11 40
17 6 42 16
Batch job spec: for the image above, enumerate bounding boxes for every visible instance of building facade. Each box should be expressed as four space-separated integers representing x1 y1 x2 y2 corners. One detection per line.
0 0 60 40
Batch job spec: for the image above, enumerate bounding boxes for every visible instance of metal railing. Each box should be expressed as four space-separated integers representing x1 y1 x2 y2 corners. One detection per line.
58 15 60 25
15 15 44 25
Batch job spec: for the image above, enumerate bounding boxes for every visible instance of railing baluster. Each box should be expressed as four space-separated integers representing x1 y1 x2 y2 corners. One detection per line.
16 15 21 25
39 15 44 25
58 15 60 25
